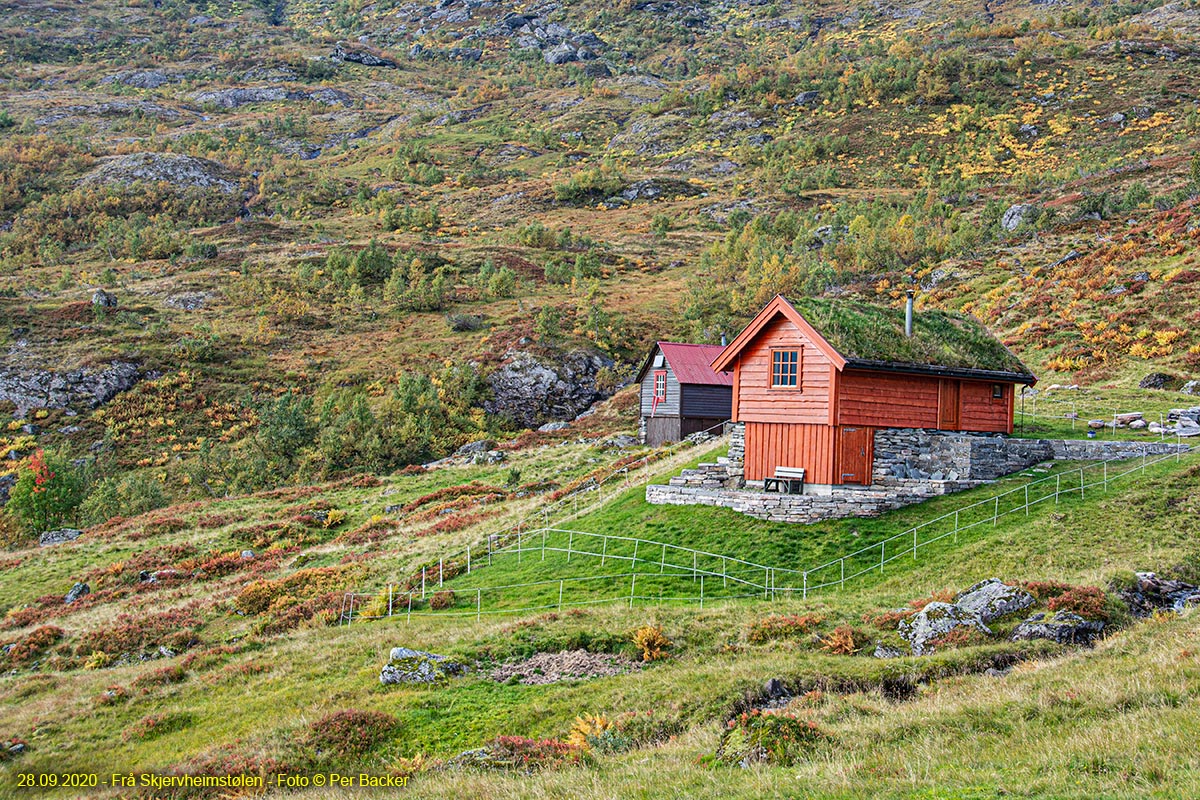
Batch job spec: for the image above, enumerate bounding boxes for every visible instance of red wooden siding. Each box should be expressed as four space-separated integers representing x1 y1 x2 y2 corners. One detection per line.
734 317 833 425
838 371 940 428
743 422 837 484
959 380 1012 433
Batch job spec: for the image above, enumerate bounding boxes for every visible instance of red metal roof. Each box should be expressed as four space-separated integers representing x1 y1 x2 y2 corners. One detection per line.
656 342 733 386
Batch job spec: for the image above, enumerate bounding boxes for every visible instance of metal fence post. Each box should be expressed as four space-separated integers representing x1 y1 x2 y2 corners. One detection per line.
601 535 607 567
840 558 845 589
803 571 808 600
629 572 636 609
439 558 444 586
467 545 471 575
476 588 481 621
880 541 885 573
406 592 412 623
722 555 727 588
913 528 918 560
661 544 667 574
993 496 999 526
692 551 697 580
567 531 573 563
1055 474 1060 505
558 579 564 611
1024 485 1029 515
388 584 393 618
421 570 425 600
1080 467 1085 499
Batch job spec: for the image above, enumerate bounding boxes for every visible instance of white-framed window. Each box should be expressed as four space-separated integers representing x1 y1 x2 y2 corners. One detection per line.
771 349 800 388
653 371 667 400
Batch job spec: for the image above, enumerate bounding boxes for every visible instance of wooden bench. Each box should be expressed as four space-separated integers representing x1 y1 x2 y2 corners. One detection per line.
763 467 806 495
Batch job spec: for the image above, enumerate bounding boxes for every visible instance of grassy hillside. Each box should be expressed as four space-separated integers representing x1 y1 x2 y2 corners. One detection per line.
1 439 1198 797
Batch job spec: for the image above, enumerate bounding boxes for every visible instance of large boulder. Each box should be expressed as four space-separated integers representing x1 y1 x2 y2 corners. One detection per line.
64 582 90 604
897 601 992 656
954 578 1035 623
39 529 83 547
485 350 614 429
80 153 240 195
543 43 578 65
1001 204 1037 232
0 362 143 416
380 647 466 685
1011 612 1104 645
1118 572 1200 617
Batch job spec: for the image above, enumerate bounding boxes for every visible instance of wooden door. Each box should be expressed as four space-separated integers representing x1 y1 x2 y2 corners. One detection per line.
839 426 872 485
938 379 961 430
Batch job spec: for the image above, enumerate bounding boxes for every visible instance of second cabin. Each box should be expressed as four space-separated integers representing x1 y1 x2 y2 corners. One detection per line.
711 295 1036 489
636 342 733 446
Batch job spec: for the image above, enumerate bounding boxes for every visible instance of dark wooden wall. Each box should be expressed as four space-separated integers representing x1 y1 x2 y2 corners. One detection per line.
680 385 732 419
839 370 1013 434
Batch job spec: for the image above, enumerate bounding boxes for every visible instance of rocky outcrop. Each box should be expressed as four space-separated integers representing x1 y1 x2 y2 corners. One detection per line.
39 529 83 547
65 582 90 604
485 350 614 428
1001 203 1037 232
193 86 354 109
897 601 992 656
101 70 183 89
954 579 1035 623
379 647 467 685
0 362 143 415
80 153 240 195
1118 572 1200 617
332 43 398 68
1011 612 1104 645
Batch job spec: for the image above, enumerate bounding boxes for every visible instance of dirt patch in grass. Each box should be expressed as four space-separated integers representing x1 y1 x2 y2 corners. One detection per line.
489 649 640 685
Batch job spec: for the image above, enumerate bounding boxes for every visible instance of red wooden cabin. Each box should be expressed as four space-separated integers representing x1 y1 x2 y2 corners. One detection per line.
711 295 1037 488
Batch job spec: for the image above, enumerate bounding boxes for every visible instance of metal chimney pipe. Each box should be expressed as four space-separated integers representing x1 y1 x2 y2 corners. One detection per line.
720 332 727 346
905 290 914 338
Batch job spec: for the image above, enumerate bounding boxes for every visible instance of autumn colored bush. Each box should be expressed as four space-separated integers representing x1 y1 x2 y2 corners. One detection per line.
717 709 828 766
746 613 825 643
481 736 588 771
429 590 456 611
632 624 671 662
929 626 992 650
3 625 64 665
123 711 194 742
74 609 202 659
818 625 870 656
307 710 397 758
131 664 188 692
1048 586 1109 619
94 685 129 706
863 608 916 630
907 589 957 611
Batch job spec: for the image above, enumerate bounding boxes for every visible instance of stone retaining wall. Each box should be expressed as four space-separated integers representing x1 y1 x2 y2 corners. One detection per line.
646 479 985 524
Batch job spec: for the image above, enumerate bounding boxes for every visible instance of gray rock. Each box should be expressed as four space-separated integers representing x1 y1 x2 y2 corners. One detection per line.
954 578 1035 623
897 601 992 656
92 289 117 308
20 423 39 435
80 153 240 195
1139 372 1177 390
332 43 397 68
1128 419 1148 430
64 582 90 604
485 350 614 429
984 666 1012 678
0 362 143 416
763 677 786 698
608 434 638 448
39 529 83 547
0 474 14 506
102 69 181 89
794 90 820 106
380 647 466 685
582 61 611 78
1182 381 1200 396
193 86 353 109
1088 419 1106 429
240 550 255 560
1018 123 1039 139
538 421 570 432
1105 112 1126 125
1001 204 1037 232
544 43 578 64
455 439 496 457
1011 611 1104 645
448 47 482 62
872 644 906 659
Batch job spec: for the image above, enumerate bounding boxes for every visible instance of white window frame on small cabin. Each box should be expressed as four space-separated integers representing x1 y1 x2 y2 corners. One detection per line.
770 349 801 388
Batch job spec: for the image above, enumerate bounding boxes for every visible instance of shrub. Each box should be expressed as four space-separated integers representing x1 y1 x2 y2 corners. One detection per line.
446 313 485 332
1048 586 1109 619
567 713 633 754
74 609 202 659
907 589 957 610
818 625 869 656
746 613 824 643
307 710 397 758
94 685 129 706
632 624 671 662
481 736 587 771
123 711 194 742
429 590 455 611
717 709 828 766
81 472 169 526
5 449 86 533
131 664 188 692
3 625 64 665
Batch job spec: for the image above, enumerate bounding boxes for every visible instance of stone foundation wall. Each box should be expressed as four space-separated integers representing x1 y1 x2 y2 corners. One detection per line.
874 429 1188 484
727 421 745 462
647 479 984 524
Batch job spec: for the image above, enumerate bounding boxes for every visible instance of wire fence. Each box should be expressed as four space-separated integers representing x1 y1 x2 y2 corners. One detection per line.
340 444 1196 624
